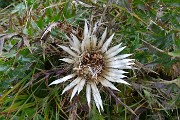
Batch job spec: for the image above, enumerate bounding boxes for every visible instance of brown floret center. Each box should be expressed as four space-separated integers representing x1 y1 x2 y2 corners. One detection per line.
76 50 105 81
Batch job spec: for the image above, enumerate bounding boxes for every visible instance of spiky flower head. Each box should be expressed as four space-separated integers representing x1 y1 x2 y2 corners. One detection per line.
49 20 134 113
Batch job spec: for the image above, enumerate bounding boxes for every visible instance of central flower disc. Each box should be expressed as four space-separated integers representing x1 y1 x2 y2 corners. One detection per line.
77 50 105 81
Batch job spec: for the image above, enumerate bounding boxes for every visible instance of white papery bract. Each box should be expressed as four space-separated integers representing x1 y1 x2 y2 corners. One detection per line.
49 20 134 113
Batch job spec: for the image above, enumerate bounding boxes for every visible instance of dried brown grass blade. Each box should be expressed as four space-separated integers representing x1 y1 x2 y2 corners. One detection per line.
106 87 137 116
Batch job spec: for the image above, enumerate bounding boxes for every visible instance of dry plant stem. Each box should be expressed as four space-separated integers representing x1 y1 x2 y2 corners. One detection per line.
141 39 180 58
21 68 66 92
68 103 78 120
105 87 137 116
134 61 159 75
40 2 66 12
148 77 180 88
40 22 61 41
99 3 108 23
141 39 165 53
112 4 147 25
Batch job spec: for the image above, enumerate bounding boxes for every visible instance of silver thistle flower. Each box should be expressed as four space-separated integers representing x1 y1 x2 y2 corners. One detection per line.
49 20 134 113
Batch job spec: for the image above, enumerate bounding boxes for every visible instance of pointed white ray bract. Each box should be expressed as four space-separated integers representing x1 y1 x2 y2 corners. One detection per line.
84 37 91 50
103 74 130 85
91 35 97 48
106 69 128 74
86 83 91 108
105 46 126 58
107 54 132 62
101 33 115 53
91 82 104 111
98 27 107 48
107 61 134 69
92 21 99 34
81 35 90 51
49 74 76 86
99 78 119 91
106 43 122 55
84 20 89 40
70 46 80 54
59 58 75 63
107 59 134 66
81 20 90 51
70 33 81 49
62 77 82 94
65 34 73 46
70 84 79 101
109 65 133 69
105 71 127 79
58 45 77 57
77 79 86 94
92 91 100 113
110 74 127 79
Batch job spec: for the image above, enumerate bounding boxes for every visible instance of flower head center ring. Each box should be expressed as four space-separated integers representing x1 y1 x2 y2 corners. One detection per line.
77 51 104 81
